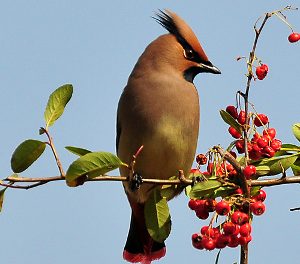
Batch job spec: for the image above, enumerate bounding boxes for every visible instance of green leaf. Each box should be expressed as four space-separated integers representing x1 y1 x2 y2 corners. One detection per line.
44 84 73 128
65 146 91 156
213 186 236 198
291 158 300 175
220 110 242 133
65 152 125 186
281 144 300 151
250 186 261 196
161 176 179 200
144 189 171 243
189 180 222 199
0 188 7 212
292 123 300 142
252 154 299 176
255 165 270 176
11 139 46 173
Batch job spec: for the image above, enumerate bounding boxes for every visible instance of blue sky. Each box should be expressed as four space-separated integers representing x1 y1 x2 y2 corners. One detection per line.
1 1 300 263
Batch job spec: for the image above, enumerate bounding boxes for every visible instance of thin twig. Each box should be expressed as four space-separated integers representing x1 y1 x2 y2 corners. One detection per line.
43 128 65 177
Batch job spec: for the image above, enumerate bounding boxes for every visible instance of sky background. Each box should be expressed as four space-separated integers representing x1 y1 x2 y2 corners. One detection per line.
1 1 300 263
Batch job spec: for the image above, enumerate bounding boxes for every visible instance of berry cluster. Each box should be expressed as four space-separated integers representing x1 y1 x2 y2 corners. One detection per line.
226 106 282 160
189 189 266 251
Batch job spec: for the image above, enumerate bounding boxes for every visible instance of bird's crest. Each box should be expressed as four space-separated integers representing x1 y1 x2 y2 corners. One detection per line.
154 9 208 61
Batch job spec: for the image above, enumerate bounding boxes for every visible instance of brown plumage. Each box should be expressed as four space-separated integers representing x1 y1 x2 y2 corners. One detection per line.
116 10 220 263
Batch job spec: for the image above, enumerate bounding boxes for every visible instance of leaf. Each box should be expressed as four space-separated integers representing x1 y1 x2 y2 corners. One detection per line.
213 186 236 198
65 152 125 186
0 188 7 212
255 165 270 176
281 144 300 151
252 154 299 176
65 146 91 156
189 180 222 199
250 186 261 196
292 123 300 142
220 110 242 133
11 139 46 173
144 189 171 243
291 158 300 175
161 176 179 200
44 84 73 128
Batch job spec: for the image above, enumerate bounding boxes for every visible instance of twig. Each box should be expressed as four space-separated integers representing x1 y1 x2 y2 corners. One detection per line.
43 128 65 177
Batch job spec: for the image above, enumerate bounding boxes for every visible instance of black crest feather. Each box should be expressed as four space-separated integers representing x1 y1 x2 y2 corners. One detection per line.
153 9 190 49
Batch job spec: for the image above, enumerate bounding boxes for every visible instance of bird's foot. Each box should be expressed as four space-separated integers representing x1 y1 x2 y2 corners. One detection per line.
130 172 143 191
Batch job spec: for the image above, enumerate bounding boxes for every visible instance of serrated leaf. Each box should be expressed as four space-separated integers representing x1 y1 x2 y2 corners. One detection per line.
11 139 46 173
145 189 171 243
65 152 125 186
292 123 300 142
291 158 300 175
44 84 73 128
189 180 222 199
220 110 242 133
65 146 91 156
252 154 299 176
0 188 7 212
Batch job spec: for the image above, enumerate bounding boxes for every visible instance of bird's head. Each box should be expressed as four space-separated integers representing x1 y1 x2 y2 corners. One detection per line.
142 10 220 82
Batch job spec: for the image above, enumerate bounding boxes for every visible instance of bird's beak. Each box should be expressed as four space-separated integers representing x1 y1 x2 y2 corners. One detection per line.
199 62 221 74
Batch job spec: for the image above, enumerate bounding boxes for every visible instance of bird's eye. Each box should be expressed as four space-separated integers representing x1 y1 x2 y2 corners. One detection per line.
183 49 195 60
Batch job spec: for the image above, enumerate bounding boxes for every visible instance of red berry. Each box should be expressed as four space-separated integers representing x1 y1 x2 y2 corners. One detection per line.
235 139 245 154
202 236 216 251
228 126 242 139
231 211 249 225
188 199 198 210
270 139 282 152
238 110 247 125
192 233 204 249
228 235 240 248
204 199 217 212
254 113 269 127
256 64 268 80
250 201 266 215
215 200 231 215
257 136 269 148
223 222 239 235
288 32 300 43
196 154 207 165
239 223 252 237
226 105 239 119
251 132 260 143
239 235 252 246
207 162 213 174
196 209 209 220
262 145 275 158
201 226 214 237
252 189 267 202
243 165 257 180
249 144 262 160
216 234 231 249
234 188 244 195
263 128 276 139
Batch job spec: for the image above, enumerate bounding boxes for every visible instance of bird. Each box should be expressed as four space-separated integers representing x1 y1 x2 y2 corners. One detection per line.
116 9 220 263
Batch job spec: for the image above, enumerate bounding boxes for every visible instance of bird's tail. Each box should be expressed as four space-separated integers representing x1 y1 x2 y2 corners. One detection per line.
123 201 166 263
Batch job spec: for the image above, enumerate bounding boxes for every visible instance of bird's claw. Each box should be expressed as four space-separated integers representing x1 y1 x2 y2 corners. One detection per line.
130 172 143 191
